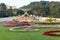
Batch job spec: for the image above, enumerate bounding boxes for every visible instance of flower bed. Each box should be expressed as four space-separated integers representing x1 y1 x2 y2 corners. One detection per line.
32 25 58 29
3 23 30 27
35 22 60 25
24 25 31 28
44 30 60 36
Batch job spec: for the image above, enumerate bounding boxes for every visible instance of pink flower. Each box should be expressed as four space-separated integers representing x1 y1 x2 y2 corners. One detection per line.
24 26 31 28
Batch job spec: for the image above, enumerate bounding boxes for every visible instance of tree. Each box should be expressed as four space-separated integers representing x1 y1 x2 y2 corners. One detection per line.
16 10 25 16
0 3 7 11
6 6 14 16
29 7 46 16
20 1 60 17
0 3 7 17
27 10 33 15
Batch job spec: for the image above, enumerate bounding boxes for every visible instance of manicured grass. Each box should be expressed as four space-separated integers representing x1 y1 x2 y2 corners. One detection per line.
0 24 60 40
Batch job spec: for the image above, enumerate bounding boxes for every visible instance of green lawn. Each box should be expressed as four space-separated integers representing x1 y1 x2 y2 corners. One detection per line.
0 24 60 40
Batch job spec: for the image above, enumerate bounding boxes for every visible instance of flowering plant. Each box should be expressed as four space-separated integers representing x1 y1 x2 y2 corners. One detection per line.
44 30 60 36
3 23 30 27
32 25 58 29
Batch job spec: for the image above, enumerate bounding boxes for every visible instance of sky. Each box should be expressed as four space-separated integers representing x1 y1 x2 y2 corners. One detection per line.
0 0 60 8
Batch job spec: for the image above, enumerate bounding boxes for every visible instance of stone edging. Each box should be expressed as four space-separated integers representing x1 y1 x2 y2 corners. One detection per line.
9 27 39 32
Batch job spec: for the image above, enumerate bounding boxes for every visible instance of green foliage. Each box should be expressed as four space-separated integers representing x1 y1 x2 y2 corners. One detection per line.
35 22 60 25
0 11 7 17
20 1 60 18
27 10 33 15
0 3 7 17
7 6 14 16
0 3 7 11
16 10 25 16
12 19 19 22
1 1 60 18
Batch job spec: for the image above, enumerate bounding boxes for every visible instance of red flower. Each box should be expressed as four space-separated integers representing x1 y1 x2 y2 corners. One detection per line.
44 30 60 36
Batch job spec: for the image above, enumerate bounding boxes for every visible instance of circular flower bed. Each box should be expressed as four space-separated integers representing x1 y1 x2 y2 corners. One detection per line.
9 26 39 32
44 30 60 36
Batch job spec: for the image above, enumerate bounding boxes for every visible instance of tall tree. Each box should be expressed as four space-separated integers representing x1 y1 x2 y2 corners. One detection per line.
0 3 7 17
7 6 13 16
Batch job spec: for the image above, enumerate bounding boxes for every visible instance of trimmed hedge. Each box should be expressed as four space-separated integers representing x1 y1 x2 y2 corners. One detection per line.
34 22 60 25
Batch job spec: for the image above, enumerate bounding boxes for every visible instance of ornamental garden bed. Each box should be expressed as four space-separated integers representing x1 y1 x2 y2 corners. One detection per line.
44 30 60 36
9 27 39 32
31 25 58 29
0 23 60 40
3 23 30 27
35 22 60 25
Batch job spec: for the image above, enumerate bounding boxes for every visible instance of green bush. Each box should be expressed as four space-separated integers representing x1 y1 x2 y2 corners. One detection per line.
35 22 60 25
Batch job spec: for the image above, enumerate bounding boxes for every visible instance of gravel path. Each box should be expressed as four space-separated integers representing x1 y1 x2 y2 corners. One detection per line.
0 17 14 22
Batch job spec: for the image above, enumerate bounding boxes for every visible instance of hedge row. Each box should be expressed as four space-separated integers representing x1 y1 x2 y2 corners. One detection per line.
34 22 60 25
